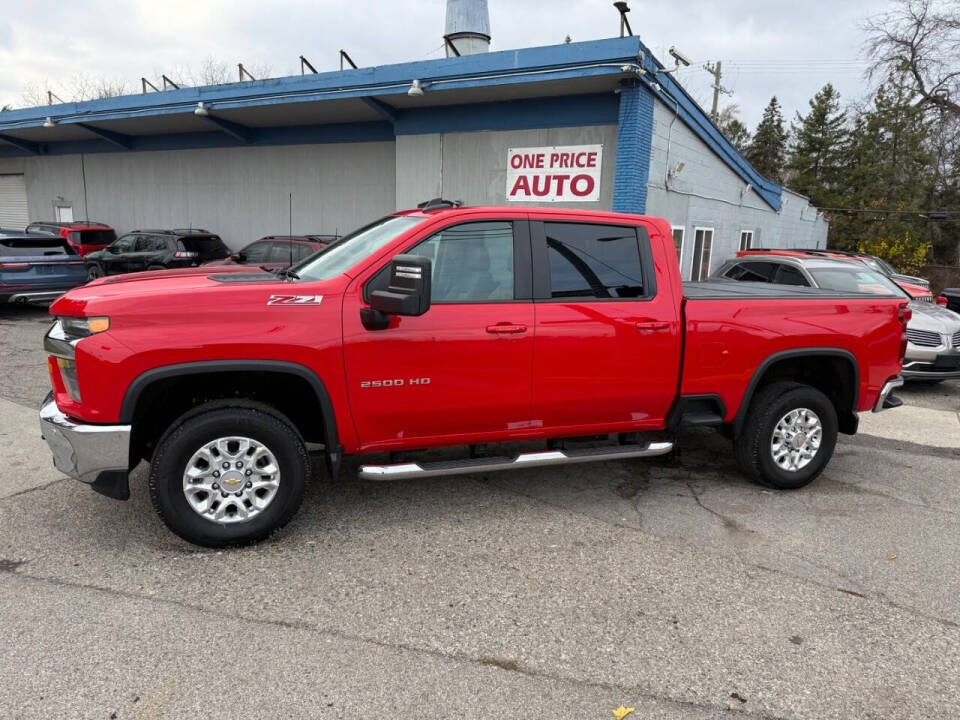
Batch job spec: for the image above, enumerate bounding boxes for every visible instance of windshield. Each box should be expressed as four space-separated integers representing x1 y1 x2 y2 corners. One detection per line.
293 215 425 282
809 267 907 297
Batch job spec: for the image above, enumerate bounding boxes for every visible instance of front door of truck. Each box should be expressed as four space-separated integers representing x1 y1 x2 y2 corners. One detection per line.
529 220 682 433
343 218 535 450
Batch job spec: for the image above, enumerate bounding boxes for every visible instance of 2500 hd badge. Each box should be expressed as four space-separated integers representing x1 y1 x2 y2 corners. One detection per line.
360 377 432 388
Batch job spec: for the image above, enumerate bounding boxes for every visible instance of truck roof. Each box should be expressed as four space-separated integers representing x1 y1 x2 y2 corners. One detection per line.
394 202 654 224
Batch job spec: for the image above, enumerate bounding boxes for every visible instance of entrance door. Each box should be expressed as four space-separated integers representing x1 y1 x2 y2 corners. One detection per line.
530 220 682 433
343 219 536 449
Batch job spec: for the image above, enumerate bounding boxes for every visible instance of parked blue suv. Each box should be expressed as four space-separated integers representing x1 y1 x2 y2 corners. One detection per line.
0 229 87 304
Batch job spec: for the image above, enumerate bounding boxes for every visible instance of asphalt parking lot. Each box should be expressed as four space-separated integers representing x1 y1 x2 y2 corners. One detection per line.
1 303 959 719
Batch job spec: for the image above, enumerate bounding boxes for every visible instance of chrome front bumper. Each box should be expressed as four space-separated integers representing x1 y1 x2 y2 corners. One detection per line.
873 376 904 412
39 393 131 485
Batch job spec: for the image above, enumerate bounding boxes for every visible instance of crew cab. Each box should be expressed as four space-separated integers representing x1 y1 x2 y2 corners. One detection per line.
39 203 908 547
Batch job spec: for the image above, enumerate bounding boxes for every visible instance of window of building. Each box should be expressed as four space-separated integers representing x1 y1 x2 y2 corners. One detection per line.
691 227 714 281
544 223 645 299
410 221 515 303
739 230 754 251
671 226 685 271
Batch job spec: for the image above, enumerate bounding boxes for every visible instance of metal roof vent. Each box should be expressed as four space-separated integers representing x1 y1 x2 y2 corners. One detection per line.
444 0 491 57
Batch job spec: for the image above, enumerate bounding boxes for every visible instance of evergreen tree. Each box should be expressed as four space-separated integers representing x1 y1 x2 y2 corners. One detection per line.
746 97 787 183
717 104 751 154
787 84 847 207
829 78 933 267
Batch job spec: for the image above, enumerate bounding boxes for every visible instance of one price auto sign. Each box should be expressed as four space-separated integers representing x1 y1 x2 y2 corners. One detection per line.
506 144 602 203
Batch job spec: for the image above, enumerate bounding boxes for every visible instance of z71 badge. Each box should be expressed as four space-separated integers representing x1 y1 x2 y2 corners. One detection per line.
267 295 323 306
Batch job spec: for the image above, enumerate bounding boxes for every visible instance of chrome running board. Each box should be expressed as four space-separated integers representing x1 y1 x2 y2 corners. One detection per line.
358 441 674 481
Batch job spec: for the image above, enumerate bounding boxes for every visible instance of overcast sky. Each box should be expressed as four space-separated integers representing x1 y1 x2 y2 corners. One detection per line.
1 0 890 130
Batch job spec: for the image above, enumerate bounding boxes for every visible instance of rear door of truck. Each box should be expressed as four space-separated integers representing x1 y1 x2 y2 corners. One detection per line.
529 218 682 433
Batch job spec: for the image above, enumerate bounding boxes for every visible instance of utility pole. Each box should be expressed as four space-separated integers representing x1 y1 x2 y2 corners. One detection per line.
703 61 727 123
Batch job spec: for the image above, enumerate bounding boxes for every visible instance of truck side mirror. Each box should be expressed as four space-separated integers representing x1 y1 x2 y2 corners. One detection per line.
362 255 431 330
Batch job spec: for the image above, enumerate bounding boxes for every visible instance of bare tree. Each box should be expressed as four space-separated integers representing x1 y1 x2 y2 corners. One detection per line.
20 80 49 108
63 72 130 101
865 0 960 116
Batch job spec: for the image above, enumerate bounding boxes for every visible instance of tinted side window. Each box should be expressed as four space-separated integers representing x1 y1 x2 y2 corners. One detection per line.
113 235 136 252
410 222 515 303
734 262 778 283
544 223 644 299
773 264 809 286
269 242 304 263
134 235 154 252
294 243 316 261
243 242 272 263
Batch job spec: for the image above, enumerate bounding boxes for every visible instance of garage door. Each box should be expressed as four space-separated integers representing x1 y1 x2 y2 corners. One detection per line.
0 174 29 230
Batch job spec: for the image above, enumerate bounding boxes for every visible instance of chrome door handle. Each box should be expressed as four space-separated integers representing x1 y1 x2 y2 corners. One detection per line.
486 323 528 334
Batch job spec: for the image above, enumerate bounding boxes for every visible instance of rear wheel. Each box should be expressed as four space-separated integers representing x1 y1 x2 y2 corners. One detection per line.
734 381 838 490
86 263 104 281
147 264 166 271
149 405 309 547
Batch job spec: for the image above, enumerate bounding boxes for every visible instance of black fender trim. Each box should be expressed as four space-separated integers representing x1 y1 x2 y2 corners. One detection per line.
733 348 860 437
120 360 342 478
666 394 727 431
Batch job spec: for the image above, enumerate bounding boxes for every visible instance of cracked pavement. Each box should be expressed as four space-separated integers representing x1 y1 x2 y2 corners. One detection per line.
1 303 959 719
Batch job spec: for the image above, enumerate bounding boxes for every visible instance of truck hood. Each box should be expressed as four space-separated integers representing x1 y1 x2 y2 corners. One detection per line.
908 300 960 333
49 266 295 316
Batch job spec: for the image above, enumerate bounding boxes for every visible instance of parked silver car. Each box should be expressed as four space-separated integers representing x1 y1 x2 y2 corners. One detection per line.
712 255 960 381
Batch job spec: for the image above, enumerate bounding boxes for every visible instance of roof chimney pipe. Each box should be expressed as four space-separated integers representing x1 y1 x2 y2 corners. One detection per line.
444 0 491 57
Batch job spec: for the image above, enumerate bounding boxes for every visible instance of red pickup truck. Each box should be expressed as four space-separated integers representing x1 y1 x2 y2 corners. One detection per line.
39 202 908 547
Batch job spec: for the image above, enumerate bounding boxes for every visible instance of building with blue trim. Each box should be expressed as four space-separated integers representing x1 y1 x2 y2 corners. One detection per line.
0 35 826 279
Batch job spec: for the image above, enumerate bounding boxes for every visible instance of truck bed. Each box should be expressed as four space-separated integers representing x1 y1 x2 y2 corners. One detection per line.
679 280 906 422
683 280 895 301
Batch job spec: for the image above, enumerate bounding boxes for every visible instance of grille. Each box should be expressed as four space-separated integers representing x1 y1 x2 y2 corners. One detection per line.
916 295 933 303
906 328 942 347
953 331 960 348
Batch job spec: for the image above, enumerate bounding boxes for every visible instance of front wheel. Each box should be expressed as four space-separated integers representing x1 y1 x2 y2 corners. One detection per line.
734 381 838 490
149 405 310 547
86 263 104 281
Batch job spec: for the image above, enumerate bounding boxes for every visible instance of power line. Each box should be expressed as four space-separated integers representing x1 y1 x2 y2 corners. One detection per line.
817 207 960 217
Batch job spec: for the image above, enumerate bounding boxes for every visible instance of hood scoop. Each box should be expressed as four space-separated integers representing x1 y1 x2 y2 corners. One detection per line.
209 272 283 283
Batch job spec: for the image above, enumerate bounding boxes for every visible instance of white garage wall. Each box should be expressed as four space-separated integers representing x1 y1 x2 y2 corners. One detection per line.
395 125 619 211
0 142 396 249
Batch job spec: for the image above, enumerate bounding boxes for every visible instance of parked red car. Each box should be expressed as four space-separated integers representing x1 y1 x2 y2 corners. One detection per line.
40 202 908 546
205 235 337 271
25 221 117 258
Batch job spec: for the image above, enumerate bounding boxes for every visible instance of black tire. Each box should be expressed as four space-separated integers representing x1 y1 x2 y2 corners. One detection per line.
734 381 838 490
86 263 104 281
146 264 166 271
149 405 309 547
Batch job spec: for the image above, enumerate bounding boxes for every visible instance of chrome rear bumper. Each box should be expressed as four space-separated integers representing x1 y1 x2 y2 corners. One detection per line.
39 393 131 485
873 376 904 412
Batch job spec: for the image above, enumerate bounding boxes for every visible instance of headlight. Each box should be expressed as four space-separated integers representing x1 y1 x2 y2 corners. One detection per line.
61 316 110 337
43 316 110 403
